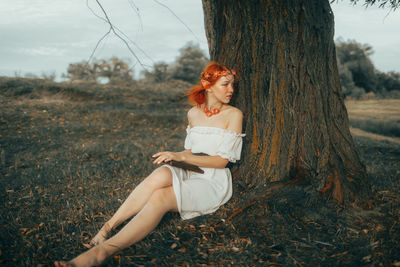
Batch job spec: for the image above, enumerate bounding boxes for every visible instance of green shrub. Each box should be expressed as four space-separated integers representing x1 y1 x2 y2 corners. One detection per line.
336 39 400 99
169 42 209 84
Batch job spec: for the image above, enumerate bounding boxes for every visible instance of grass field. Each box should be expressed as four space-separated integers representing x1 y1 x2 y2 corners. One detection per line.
1 77 399 266
346 99 400 138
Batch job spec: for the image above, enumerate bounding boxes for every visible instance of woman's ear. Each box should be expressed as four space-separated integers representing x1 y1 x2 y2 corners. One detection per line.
201 79 210 88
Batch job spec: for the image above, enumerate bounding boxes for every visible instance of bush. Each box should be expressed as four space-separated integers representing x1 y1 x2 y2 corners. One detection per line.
142 62 170 83
348 87 366 99
336 39 400 99
336 38 378 93
141 43 209 85
376 71 400 92
63 57 135 86
387 90 400 99
169 42 209 84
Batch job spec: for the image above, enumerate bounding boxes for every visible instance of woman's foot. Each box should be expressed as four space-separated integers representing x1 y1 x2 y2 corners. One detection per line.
54 261 75 267
54 246 108 267
89 222 111 247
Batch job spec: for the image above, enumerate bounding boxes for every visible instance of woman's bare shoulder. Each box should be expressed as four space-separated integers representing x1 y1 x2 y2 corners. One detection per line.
187 106 200 126
224 105 243 118
187 106 200 118
224 106 243 133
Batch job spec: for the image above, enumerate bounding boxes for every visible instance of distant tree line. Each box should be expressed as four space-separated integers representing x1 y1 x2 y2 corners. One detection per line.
141 43 209 84
62 42 208 86
62 57 135 85
59 40 399 99
336 38 400 99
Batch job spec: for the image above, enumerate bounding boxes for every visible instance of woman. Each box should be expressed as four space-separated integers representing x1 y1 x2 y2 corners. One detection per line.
55 61 244 267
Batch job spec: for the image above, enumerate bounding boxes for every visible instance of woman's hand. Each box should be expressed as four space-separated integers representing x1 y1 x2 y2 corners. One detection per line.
152 151 189 165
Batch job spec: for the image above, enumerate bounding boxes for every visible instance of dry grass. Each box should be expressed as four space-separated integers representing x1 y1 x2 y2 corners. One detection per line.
1 77 399 266
345 99 400 137
350 127 400 145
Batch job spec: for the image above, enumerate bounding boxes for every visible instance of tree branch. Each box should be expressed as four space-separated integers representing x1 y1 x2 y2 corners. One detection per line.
152 0 201 43
331 0 400 9
87 0 152 69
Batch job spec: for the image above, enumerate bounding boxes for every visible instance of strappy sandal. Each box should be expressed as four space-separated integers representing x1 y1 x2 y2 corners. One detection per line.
88 222 111 248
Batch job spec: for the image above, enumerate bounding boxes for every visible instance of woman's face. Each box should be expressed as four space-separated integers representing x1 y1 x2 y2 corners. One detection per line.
208 74 235 104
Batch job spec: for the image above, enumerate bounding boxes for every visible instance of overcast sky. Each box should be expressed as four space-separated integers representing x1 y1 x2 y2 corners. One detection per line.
0 1 399 80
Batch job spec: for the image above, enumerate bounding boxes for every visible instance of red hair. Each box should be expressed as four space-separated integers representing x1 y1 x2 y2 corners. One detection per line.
186 61 236 106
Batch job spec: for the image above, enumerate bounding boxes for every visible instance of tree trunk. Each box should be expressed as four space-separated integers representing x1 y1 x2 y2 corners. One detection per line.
202 0 371 204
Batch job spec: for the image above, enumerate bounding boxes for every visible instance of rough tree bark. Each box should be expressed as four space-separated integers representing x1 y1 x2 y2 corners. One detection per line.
202 0 371 204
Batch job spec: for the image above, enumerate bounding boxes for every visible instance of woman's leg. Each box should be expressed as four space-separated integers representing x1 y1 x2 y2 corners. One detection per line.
55 186 178 267
90 166 173 245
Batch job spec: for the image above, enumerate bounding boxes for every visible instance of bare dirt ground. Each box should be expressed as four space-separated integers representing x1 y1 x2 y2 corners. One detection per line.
0 78 399 266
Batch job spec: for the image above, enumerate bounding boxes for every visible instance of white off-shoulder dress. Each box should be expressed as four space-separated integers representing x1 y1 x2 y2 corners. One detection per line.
162 126 245 220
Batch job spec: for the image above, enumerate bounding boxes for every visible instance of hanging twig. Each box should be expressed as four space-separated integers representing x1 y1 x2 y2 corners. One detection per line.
86 0 202 71
152 0 201 43
87 26 112 63
332 0 400 10
87 0 153 65
128 0 144 32
86 0 150 69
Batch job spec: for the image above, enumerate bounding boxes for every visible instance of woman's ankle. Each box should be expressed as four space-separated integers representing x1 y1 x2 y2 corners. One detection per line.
103 221 112 232
94 246 109 264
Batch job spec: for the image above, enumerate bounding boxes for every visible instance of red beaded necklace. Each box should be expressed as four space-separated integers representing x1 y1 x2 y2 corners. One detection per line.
203 105 222 117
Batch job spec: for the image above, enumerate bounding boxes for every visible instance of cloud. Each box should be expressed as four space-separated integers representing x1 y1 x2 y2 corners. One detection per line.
331 2 400 72
0 0 398 78
0 0 208 77
18 47 67 56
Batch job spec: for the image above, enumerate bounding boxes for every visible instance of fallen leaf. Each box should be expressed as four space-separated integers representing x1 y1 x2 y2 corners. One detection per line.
82 243 92 249
362 255 372 262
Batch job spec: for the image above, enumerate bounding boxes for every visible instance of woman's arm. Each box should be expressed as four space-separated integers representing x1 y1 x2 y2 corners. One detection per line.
152 150 229 169
152 106 243 169
182 150 229 168
226 107 243 134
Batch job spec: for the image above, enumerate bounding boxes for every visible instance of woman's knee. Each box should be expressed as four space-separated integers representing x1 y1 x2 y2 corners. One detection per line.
148 187 178 212
144 167 172 189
